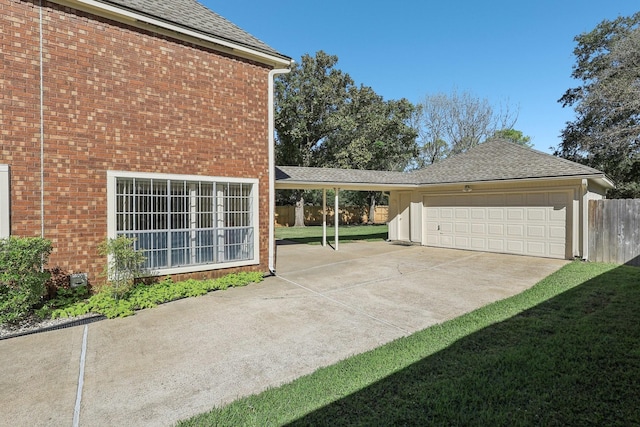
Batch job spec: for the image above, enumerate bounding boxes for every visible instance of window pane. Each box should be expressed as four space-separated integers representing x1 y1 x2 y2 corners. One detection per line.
115 176 253 270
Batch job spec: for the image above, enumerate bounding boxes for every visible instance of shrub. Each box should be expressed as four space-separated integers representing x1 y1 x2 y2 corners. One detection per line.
0 236 53 324
52 271 263 319
98 236 146 299
43 266 71 299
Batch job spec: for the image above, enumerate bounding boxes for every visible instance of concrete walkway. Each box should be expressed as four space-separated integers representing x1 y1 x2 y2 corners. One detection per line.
0 242 568 427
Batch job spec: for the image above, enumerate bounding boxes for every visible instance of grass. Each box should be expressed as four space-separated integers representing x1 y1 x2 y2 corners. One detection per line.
177 261 640 426
275 224 388 245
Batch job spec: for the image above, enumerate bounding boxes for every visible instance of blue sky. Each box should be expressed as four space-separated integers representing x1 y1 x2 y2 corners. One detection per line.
205 1 638 153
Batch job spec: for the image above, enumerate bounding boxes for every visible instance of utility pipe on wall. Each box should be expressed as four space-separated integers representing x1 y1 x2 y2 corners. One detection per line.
39 1 45 239
334 187 339 251
268 66 291 274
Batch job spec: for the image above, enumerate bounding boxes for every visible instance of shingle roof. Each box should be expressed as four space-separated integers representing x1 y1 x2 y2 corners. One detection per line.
410 139 606 184
103 0 288 59
276 139 612 188
276 166 411 186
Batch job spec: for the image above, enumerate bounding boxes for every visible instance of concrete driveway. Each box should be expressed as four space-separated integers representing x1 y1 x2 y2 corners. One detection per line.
0 242 567 427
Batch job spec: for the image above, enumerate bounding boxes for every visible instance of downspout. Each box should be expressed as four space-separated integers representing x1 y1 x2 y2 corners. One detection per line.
268 66 291 274
39 1 45 239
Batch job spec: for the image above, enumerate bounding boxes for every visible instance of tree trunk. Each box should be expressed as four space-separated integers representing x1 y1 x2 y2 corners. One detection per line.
368 193 376 224
294 194 306 227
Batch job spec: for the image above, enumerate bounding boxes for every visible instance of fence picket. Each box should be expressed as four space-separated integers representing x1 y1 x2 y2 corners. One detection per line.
589 199 640 265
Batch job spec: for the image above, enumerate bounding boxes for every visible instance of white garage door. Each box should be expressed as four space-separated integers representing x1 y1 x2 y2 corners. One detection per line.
424 192 568 259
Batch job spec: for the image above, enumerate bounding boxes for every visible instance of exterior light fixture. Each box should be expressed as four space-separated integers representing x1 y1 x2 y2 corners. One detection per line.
463 185 472 193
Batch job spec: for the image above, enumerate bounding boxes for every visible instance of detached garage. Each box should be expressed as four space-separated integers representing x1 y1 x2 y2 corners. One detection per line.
388 139 613 260
276 139 614 261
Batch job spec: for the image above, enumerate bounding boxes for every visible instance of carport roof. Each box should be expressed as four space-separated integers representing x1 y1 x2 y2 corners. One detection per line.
275 166 411 190
275 139 614 189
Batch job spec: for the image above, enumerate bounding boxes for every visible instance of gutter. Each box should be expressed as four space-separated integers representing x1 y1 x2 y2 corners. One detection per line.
268 67 292 274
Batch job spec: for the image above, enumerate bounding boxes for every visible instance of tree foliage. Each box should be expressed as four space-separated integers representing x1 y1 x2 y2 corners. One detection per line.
274 51 418 225
557 12 640 198
275 51 353 168
490 129 533 147
411 89 518 167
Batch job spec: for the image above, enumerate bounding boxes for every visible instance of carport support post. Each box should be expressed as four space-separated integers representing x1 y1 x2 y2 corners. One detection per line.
334 187 339 251
322 188 327 247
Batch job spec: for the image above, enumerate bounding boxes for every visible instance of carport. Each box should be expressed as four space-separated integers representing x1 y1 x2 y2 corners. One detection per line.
275 166 414 249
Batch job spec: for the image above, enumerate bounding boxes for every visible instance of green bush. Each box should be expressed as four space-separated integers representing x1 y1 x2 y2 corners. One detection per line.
98 236 146 299
52 271 263 319
0 236 53 324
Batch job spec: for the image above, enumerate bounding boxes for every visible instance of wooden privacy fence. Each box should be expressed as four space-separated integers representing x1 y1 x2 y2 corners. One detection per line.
589 199 640 266
276 205 389 227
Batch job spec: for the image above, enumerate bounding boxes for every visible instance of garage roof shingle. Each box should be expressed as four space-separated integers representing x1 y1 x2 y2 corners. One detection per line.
276 139 611 188
410 139 604 184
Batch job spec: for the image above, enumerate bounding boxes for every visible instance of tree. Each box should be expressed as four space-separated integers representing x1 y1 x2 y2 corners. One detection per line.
411 89 518 167
275 51 418 225
324 85 417 171
490 129 533 147
321 85 418 220
275 51 354 226
557 12 640 198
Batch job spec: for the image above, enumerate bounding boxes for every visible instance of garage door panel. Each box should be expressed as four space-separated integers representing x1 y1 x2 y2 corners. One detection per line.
426 208 439 217
549 226 566 239
471 238 486 250
507 240 524 253
455 208 469 219
550 207 566 221
455 222 469 233
440 208 454 218
424 192 568 259
527 208 546 222
488 209 504 220
440 235 453 246
440 222 453 233
471 208 485 219
487 239 504 251
507 209 525 221
527 225 545 238
454 237 469 248
488 224 504 236
507 224 524 237
527 241 546 256
471 223 486 234
549 243 565 258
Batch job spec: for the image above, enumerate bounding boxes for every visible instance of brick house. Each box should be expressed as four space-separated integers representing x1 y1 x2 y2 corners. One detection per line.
1 0 292 282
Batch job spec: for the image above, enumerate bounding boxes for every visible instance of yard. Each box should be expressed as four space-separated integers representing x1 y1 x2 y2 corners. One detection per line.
276 224 388 244
178 261 640 426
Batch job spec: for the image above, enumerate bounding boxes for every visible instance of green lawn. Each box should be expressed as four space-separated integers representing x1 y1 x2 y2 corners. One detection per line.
177 261 640 426
275 224 388 245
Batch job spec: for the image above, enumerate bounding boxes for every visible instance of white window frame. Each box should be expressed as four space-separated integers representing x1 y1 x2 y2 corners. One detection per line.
0 165 9 238
107 170 260 275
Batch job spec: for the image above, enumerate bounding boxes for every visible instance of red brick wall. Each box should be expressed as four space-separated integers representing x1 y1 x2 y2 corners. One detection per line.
1 0 272 282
